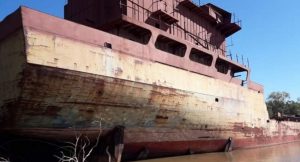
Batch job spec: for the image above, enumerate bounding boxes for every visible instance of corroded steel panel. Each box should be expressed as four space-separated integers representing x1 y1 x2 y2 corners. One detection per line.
19 7 250 86
0 30 26 125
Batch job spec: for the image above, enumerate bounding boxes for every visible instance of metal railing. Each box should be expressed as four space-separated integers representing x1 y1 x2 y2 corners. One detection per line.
120 0 170 22
232 13 242 28
226 51 250 68
151 0 167 13
119 0 246 67
120 0 152 22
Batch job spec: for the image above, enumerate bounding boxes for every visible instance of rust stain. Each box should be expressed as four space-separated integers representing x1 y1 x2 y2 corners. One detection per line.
114 67 123 76
155 115 169 124
0 101 19 127
148 85 188 109
134 60 143 65
60 102 100 106
233 122 264 137
45 106 62 116
135 76 141 81
156 115 168 120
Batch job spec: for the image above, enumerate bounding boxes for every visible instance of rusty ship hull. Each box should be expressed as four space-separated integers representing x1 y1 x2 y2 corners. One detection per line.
1 1 300 161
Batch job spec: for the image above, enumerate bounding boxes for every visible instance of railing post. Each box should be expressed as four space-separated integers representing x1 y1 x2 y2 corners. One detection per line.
138 1 140 21
247 58 250 68
242 55 244 66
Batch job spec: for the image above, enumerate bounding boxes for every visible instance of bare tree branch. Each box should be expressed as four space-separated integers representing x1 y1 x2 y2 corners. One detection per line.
0 156 10 162
54 119 102 162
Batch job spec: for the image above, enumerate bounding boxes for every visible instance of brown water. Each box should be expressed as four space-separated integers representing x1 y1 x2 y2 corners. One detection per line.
137 142 300 162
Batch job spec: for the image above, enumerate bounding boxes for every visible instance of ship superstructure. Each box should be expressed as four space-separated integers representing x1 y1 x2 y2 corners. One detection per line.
64 0 261 90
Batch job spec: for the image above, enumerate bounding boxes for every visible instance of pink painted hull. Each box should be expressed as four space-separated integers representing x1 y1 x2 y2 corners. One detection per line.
2 126 300 161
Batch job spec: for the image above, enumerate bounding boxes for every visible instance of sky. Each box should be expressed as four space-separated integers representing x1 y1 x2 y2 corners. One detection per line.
0 0 299 100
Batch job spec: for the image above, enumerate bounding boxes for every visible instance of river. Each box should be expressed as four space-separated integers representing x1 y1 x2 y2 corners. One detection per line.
136 142 300 162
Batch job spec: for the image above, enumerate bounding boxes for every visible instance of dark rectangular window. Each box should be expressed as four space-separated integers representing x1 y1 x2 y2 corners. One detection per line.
215 59 229 74
155 35 186 57
109 22 151 45
104 42 112 49
190 48 213 66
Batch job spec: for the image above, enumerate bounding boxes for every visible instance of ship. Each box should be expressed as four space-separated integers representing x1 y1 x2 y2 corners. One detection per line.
1 0 300 161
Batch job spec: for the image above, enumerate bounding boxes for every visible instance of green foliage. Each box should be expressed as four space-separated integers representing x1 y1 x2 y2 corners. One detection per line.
266 91 300 118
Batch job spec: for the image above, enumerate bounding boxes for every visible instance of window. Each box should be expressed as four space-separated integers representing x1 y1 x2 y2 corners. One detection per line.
104 42 112 49
215 59 229 74
109 22 151 45
155 23 160 29
155 35 187 57
189 48 213 66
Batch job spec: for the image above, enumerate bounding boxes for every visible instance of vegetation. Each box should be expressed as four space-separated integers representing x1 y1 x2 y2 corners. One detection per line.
266 91 300 118
55 120 103 162
0 156 9 162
